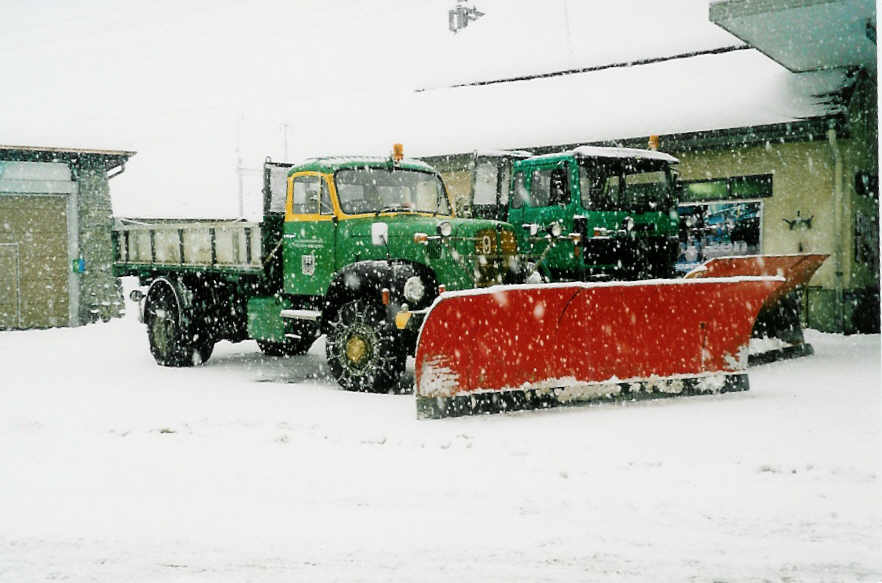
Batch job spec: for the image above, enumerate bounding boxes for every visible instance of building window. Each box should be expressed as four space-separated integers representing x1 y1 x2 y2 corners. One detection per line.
855 171 878 199
675 174 770 274
681 173 772 203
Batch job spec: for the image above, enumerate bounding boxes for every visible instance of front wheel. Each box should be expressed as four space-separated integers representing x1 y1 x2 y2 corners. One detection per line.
325 299 405 392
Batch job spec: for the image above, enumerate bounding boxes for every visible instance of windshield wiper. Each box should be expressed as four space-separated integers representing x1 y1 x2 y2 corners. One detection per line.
376 205 417 215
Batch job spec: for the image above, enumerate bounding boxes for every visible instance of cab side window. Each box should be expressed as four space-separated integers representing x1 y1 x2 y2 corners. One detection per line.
549 165 569 206
291 175 321 215
530 169 551 207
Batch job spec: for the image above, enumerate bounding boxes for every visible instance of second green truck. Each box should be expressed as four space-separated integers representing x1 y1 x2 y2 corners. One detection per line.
423 145 681 281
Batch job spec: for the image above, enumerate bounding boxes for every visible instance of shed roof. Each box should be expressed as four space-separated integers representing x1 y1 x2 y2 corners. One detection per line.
0 145 135 172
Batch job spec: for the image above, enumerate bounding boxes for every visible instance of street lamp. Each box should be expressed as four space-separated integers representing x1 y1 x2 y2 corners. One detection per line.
449 0 485 33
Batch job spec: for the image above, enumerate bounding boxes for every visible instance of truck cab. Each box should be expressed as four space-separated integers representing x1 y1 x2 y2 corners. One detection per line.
252 150 524 391
510 147 681 280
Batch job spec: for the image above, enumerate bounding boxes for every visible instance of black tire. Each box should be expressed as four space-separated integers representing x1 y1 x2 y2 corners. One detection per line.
194 335 215 364
257 336 314 356
325 299 406 392
145 280 209 367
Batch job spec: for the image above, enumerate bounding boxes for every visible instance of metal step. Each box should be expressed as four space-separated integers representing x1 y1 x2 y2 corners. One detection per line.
280 309 321 322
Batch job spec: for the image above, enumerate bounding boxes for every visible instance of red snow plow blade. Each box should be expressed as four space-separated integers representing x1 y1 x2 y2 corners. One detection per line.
685 254 828 365
415 277 784 418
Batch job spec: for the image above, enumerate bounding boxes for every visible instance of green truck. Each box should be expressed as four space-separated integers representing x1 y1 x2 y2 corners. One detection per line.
423 146 681 280
113 151 523 391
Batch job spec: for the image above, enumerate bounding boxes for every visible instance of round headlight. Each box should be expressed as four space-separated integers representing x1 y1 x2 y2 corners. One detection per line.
623 216 635 232
548 222 562 237
437 221 453 237
403 275 426 303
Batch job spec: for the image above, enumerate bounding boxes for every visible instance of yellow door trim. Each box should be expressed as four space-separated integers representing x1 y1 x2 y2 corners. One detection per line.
285 172 342 222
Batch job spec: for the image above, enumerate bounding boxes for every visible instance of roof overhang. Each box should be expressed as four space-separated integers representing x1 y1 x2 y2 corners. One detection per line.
0 144 136 172
709 0 877 73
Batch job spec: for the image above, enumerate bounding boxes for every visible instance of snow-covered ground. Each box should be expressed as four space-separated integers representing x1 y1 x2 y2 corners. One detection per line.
1 290 880 582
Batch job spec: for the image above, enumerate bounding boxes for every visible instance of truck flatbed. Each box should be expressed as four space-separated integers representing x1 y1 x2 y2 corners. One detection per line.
113 218 264 278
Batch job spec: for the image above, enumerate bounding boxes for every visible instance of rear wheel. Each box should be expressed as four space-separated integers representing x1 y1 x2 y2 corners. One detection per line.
145 280 210 367
326 299 405 392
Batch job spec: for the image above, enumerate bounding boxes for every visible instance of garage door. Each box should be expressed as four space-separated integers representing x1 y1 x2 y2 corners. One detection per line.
0 244 20 327
0 195 69 329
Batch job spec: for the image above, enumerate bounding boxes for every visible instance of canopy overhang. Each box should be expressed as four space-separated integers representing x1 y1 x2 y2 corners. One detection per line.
709 0 876 73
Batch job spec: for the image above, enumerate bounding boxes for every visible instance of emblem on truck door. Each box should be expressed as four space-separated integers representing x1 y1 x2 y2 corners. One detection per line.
302 254 316 276
481 234 492 254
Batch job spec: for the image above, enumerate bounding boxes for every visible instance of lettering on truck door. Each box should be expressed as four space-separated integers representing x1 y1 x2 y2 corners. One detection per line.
283 172 338 296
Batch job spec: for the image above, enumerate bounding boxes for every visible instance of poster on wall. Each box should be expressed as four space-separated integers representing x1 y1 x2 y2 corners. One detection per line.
676 201 762 274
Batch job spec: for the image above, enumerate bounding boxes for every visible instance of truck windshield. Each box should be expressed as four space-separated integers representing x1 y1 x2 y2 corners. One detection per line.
578 159 674 213
335 168 451 215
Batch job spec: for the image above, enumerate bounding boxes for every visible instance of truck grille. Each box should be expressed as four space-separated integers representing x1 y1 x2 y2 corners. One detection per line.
473 228 518 287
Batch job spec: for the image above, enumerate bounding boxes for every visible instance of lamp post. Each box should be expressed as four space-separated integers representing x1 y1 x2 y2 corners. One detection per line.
448 0 484 33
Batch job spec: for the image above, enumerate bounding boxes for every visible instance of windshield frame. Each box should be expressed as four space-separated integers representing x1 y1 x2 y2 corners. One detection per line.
333 167 453 217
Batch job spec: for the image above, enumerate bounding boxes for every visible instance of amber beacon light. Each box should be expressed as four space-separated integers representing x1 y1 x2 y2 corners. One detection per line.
392 143 404 161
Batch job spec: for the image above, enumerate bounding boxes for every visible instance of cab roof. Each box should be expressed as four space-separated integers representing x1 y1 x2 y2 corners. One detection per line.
288 156 437 176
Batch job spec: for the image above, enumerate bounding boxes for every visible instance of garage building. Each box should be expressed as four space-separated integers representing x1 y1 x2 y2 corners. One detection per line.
0 146 135 329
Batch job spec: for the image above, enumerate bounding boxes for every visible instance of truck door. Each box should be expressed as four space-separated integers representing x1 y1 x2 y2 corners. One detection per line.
283 172 338 296
520 162 571 230
517 162 578 274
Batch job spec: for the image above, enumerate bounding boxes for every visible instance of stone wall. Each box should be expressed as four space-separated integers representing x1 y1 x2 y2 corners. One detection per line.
75 160 123 323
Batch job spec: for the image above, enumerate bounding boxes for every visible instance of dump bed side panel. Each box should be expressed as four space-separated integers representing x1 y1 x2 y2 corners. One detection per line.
112 219 263 277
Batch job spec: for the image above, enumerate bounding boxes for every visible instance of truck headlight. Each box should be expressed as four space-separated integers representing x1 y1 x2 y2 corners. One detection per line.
403 275 425 303
523 223 539 236
437 221 453 237
548 222 562 237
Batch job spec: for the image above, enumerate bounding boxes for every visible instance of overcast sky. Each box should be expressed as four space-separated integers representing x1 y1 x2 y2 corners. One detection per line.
1 1 739 218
